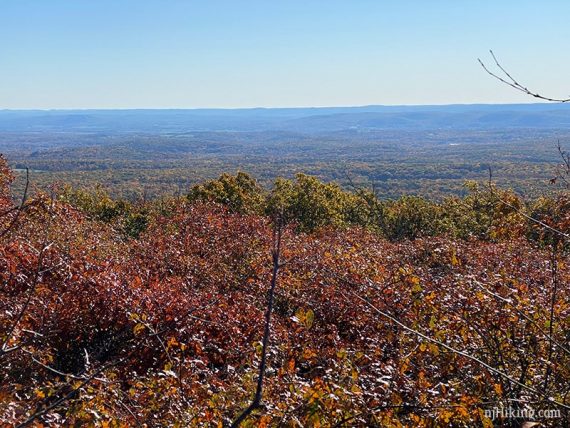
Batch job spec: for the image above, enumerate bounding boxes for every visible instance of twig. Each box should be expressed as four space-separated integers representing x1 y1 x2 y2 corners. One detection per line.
344 289 570 411
16 327 157 427
231 217 283 427
486 168 570 241
478 50 570 103
471 279 570 357
16 355 123 428
0 167 30 238
544 250 560 393
1 194 53 355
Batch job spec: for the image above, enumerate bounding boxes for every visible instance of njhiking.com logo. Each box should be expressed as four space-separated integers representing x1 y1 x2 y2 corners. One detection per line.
484 405 561 422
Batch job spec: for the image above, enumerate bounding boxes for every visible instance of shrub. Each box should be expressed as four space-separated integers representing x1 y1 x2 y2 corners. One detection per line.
187 171 265 214
266 174 372 232
382 195 445 240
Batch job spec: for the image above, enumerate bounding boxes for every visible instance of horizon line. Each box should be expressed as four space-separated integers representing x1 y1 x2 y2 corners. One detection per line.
1 101 566 112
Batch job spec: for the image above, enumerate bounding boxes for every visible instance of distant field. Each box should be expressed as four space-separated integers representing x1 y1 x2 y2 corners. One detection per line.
1 104 569 200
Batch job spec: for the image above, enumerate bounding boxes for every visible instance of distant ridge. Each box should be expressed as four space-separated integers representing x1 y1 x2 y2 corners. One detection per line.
1 103 569 133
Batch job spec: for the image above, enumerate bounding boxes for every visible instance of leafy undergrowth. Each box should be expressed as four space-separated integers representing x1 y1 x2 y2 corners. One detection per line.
1 158 570 427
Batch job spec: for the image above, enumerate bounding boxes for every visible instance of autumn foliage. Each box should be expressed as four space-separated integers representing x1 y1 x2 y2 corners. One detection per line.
1 158 570 427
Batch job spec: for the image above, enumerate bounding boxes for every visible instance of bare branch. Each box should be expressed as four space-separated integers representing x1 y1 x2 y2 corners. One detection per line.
552 140 570 188
231 217 283 427
0 195 54 356
478 50 570 103
471 279 570 358
486 168 570 242
345 289 570 411
544 250 560 393
0 167 30 239
16 355 125 428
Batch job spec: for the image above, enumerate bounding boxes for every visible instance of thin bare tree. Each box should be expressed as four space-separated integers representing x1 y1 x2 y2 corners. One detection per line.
231 216 283 427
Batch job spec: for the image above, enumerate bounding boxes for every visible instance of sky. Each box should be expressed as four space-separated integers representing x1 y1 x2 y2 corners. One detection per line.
1 1 569 109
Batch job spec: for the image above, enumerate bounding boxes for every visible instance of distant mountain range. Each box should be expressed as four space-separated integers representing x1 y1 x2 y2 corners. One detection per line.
1 104 569 133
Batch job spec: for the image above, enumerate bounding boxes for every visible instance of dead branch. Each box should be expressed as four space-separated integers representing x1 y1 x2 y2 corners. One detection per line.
344 289 570 411
0 167 30 239
478 50 569 103
231 217 283 427
0 191 53 356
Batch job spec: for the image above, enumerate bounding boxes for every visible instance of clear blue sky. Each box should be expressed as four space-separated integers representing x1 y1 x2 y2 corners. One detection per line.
1 1 569 109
